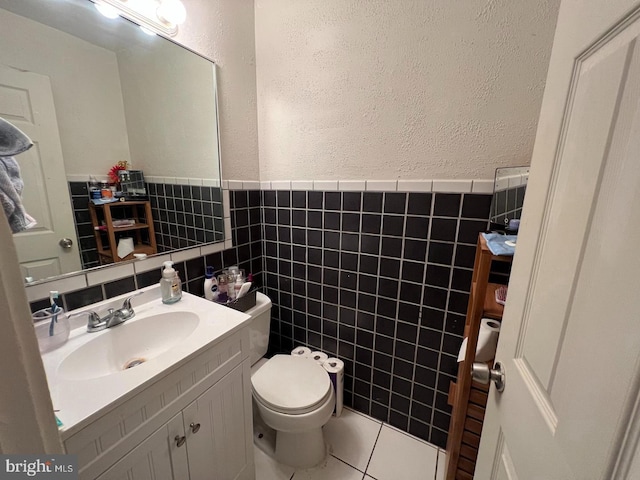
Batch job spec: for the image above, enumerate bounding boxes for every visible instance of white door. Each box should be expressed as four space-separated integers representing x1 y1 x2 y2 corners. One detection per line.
475 0 640 479
0 65 81 280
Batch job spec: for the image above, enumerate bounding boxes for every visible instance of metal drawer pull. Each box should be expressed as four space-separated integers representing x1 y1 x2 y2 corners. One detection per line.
175 435 186 447
190 422 201 434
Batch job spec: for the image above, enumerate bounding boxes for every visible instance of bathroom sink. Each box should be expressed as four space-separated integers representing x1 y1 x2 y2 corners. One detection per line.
57 312 199 381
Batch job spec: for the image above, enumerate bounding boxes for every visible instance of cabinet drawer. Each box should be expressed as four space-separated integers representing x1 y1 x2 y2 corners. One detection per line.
66 328 248 479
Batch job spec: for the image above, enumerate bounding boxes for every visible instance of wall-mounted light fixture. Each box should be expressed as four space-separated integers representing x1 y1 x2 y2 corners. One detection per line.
93 0 187 37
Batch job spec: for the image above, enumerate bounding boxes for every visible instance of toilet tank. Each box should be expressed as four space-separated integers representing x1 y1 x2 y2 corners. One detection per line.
244 292 272 365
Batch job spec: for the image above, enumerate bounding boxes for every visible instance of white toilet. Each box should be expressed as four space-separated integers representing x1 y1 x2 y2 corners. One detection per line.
245 292 335 468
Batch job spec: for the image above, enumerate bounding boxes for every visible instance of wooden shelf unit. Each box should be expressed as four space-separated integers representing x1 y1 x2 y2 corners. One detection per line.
446 234 513 480
89 200 157 264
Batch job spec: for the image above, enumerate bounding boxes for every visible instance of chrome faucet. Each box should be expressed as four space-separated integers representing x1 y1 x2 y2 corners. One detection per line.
67 292 143 332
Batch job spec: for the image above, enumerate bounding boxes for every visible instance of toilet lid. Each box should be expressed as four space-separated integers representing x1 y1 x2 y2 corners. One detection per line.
252 354 332 414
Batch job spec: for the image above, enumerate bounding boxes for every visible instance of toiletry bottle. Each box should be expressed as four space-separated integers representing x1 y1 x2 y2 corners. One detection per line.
89 176 101 199
217 274 228 303
204 266 217 301
228 273 237 301
234 275 243 299
160 261 182 304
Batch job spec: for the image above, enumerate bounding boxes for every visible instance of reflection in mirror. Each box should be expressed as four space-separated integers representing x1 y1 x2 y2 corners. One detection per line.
489 166 529 230
0 0 223 284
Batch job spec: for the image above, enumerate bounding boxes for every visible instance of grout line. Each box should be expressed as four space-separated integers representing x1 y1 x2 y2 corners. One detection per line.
363 421 384 477
330 454 366 473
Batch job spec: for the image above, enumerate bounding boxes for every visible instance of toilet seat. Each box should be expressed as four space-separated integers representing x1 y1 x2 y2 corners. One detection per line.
252 354 332 415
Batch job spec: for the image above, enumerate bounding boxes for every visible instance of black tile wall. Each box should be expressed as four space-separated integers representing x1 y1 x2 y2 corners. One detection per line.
35 186 494 450
32 190 263 317
148 183 225 252
68 181 226 268
490 185 525 226
262 189 492 448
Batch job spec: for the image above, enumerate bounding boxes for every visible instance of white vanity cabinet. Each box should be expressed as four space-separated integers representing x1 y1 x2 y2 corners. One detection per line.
63 328 255 480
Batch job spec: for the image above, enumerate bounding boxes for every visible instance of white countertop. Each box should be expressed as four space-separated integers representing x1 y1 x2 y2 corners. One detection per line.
40 286 251 440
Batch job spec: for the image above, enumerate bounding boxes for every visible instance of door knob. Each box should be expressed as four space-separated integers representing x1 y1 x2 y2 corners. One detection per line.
59 238 73 249
190 422 201 434
471 361 505 392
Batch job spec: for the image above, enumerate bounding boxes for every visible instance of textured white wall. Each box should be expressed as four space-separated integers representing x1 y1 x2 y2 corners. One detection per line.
0 9 131 176
117 42 219 179
255 0 560 181
175 0 260 181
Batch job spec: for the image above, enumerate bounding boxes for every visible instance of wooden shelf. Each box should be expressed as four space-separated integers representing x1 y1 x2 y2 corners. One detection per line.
89 201 157 264
445 234 513 480
483 283 505 320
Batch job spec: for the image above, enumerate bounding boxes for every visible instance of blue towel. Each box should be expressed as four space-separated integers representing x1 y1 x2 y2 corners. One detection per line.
482 233 517 256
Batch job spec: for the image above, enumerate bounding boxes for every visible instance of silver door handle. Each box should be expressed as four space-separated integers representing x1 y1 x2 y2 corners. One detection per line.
472 361 505 392
59 238 73 249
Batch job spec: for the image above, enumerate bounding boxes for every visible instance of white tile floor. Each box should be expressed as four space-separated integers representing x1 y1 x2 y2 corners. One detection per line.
255 407 447 480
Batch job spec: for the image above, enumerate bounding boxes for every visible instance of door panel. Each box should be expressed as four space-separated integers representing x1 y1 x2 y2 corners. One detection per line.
96 414 189 480
183 361 253 480
0 65 81 278
476 1 640 479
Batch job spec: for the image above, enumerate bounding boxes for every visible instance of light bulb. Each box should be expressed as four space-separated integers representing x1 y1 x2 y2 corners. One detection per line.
94 2 120 19
156 0 186 26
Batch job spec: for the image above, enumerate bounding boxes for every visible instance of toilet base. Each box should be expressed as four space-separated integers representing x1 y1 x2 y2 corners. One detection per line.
274 427 327 468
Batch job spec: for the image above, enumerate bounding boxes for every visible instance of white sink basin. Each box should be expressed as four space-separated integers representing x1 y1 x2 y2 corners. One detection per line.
57 312 199 380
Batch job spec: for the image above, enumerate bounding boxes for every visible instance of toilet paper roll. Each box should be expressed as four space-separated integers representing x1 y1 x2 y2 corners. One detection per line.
323 358 344 417
116 237 134 259
457 318 501 363
291 346 312 358
310 351 328 365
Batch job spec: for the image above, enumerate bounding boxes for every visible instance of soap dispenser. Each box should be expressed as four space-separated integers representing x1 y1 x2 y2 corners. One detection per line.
160 261 182 304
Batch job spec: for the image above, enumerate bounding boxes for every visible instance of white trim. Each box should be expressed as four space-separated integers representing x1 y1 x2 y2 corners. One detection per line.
397 180 433 192
170 247 202 264
227 180 243 190
243 181 260 190
291 180 314 190
200 242 226 256
313 180 338 191
339 180 367 191
270 180 292 190
432 179 473 193
86 264 134 286
133 254 172 274
367 180 398 191
25 274 87 302
472 179 496 193
245 178 496 194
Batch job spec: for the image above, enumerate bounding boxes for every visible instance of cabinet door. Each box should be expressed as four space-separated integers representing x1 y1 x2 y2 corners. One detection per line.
183 360 254 480
96 414 190 480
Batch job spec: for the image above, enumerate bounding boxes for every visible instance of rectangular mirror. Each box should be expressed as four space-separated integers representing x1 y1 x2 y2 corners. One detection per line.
489 166 529 230
0 0 224 284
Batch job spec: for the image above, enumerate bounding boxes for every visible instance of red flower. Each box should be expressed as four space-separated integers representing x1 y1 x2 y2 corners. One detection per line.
108 161 128 183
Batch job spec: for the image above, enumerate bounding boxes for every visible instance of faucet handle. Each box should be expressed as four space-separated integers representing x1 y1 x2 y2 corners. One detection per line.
120 291 143 320
122 291 143 310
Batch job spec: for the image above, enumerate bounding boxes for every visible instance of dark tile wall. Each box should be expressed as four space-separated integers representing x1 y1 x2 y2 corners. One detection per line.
490 185 526 227
68 182 100 269
259 189 492 448
68 181 226 269
32 190 262 316
148 183 225 252
36 185 493 450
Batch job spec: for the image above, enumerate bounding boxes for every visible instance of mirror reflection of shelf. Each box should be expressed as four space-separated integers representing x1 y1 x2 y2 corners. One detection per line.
89 201 157 264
